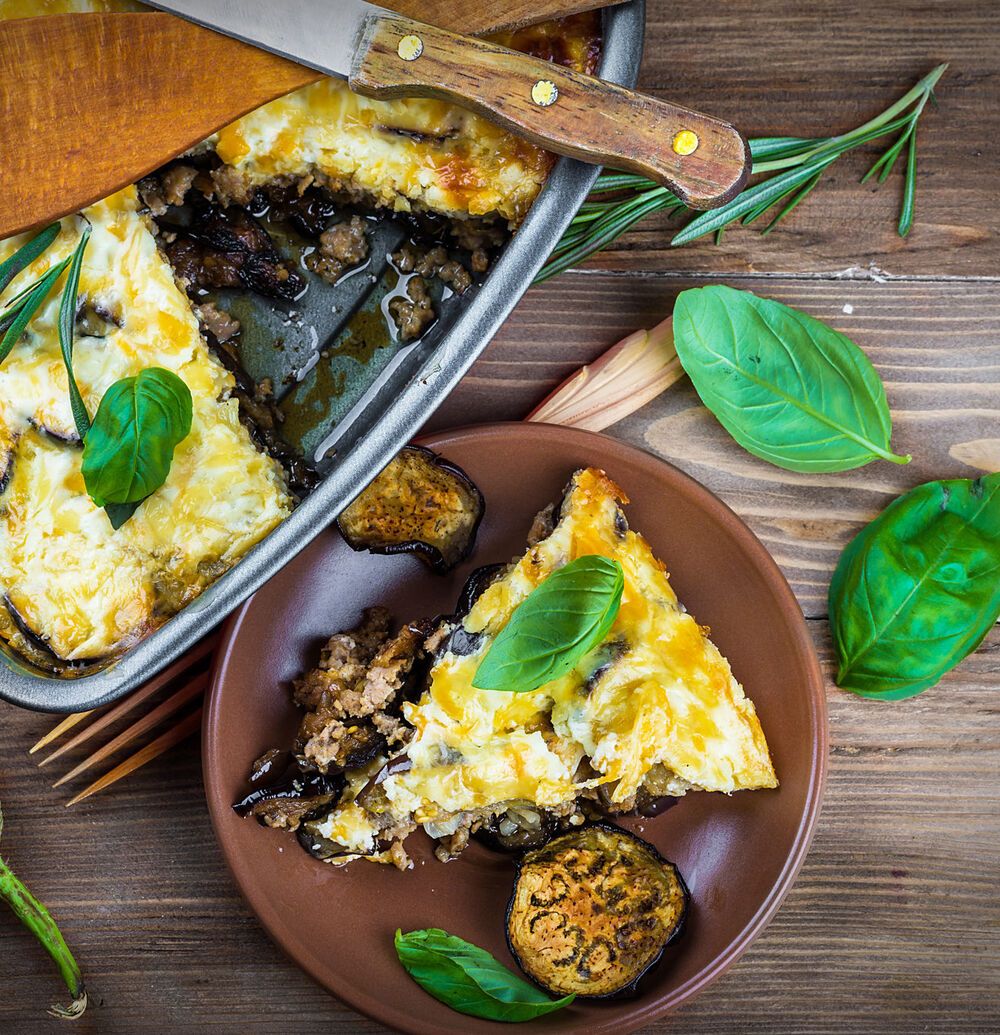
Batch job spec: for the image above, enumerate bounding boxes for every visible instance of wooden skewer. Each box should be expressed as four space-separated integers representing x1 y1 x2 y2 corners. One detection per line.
36 633 218 768
66 707 204 808
29 711 94 754
52 670 210 789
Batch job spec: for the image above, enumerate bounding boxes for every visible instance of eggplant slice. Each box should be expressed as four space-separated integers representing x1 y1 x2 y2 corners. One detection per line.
337 445 484 573
507 824 688 999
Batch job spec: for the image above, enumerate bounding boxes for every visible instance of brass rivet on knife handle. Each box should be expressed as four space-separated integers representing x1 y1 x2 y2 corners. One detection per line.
351 14 750 209
531 80 560 107
397 34 424 61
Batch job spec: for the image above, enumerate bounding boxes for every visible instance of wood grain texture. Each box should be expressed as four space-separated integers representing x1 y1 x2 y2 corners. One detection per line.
352 14 749 206
1 0 999 1031
578 0 1000 276
0 13 322 238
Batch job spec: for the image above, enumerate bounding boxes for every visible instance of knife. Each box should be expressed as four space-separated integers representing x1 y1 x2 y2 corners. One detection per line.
144 0 749 209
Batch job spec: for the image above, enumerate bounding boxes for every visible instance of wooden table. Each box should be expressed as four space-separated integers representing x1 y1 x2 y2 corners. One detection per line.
1 1 998 1030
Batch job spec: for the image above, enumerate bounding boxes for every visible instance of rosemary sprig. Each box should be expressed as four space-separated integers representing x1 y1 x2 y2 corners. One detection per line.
0 257 73 363
535 64 946 283
0 223 59 296
58 228 93 440
1 223 91 433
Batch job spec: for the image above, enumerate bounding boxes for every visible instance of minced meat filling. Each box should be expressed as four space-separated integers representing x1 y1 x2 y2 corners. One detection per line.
388 276 436 341
293 609 427 774
304 215 370 284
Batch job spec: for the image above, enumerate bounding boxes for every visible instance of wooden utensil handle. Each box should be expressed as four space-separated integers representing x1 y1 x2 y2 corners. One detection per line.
350 14 749 209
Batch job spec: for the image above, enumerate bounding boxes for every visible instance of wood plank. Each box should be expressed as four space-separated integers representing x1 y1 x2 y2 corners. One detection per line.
574 0 1000 277
430 273 1000 615
0 623 995 1032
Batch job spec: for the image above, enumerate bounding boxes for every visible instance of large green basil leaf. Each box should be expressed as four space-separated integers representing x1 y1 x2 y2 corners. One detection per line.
672 286 910 472
81 368 192 508
395 928 574 1022
830 474 1000 699
472 555 624 693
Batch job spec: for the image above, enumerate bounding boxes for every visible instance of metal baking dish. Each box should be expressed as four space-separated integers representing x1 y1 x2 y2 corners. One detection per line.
0 1 645 712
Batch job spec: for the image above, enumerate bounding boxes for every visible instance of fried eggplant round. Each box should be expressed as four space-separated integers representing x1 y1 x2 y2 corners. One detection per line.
506 824 688 999
336 445 484 573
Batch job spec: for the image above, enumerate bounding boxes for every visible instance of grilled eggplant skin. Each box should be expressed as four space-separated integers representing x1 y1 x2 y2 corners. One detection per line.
336 445 484 574
506 824 688 999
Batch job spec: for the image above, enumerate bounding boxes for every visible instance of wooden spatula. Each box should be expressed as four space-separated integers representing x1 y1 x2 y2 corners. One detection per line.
0 0 747 240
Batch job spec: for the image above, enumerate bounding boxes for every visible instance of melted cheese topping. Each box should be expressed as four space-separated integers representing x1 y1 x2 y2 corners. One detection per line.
0 196 291 663
374 469 777 835
214 85 550 226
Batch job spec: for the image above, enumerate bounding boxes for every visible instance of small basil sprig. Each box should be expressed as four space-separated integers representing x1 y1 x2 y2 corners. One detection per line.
395 929 574 1022
672 286 910 473
830 474 1000 699
81 368 193 524
472 555 623 693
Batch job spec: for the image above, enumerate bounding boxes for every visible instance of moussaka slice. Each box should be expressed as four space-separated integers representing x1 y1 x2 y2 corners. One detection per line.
0 196 292 669
250 468 776 867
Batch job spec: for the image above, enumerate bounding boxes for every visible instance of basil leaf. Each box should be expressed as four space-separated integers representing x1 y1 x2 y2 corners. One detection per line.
672 286 910 472
103 501 143 531
0 223 60 295
81 368 192 508
58 227 93 440
829 474 1000 699
395 929 574 1022
472 555 623 693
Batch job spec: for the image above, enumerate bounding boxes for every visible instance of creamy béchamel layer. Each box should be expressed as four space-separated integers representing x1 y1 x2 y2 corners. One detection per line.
0 196 292 664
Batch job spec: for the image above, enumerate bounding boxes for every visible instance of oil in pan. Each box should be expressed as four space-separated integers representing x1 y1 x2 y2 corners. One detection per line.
178 184 502 484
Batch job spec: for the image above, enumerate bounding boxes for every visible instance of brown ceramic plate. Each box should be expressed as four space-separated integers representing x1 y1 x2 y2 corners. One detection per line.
204 423 827 1034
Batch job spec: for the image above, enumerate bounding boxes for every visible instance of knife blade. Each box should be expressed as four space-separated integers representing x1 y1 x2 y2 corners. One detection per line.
145 0 749 208
144 0 381 80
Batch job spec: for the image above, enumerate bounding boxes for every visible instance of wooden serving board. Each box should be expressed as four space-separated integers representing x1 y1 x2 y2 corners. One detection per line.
0 1 624 237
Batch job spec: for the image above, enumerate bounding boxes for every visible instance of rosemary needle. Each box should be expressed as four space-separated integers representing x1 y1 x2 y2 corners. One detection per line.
58 227 93 440
898 132 918 238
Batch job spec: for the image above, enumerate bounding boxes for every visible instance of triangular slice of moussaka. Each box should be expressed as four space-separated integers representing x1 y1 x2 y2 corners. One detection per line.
296 468 776 866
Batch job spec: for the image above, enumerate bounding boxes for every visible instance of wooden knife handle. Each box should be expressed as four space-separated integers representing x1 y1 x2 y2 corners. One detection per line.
350 13 749 209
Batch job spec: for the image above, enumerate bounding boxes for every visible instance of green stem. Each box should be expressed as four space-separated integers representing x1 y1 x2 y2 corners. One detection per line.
0 806 87 1020
0 223 60 295
753 64 946 173
898 131 918 237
